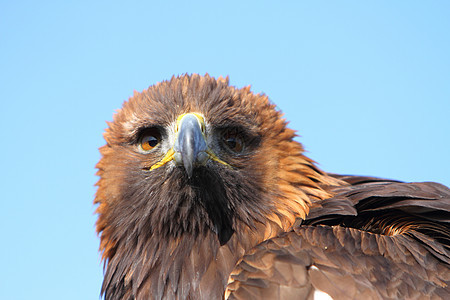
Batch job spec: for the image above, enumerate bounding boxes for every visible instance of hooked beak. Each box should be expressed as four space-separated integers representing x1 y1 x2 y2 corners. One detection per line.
148 113 231 177
173 113 208 178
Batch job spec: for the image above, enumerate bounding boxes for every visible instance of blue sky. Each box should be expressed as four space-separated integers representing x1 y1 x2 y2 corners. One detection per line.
1 1 449 299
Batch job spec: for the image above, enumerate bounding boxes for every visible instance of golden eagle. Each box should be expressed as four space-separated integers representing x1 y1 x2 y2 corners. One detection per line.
95 74 450 299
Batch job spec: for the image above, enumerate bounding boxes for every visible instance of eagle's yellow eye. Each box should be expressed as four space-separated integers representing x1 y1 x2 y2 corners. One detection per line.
223 129 244 153
140 128 161 151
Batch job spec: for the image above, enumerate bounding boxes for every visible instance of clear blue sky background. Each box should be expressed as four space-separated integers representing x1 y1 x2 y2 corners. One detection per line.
1 1 449 299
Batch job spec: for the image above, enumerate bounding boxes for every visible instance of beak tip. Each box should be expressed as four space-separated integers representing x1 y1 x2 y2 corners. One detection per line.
183 159 194 179
185 163 193 179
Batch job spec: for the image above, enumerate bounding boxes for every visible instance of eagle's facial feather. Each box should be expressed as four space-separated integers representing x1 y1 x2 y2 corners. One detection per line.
96 73 338 251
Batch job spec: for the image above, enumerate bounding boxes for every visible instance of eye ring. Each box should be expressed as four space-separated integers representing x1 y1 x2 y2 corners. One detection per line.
222 129 244 153
139 128 161 152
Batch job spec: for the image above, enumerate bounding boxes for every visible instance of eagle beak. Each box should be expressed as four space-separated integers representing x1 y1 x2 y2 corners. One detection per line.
173 113 208 178
149 113 231 176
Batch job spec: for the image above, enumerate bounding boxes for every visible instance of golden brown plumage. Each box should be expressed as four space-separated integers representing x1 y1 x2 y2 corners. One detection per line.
95 74 450 299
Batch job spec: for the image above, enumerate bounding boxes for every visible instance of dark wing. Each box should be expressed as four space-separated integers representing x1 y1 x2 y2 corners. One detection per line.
226 176 450 299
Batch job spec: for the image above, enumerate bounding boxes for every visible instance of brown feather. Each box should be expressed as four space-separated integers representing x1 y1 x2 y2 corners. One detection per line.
95 74 450 299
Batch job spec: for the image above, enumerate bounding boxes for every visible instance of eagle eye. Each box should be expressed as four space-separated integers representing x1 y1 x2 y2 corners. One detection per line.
139 128 161 151
222 129 244 153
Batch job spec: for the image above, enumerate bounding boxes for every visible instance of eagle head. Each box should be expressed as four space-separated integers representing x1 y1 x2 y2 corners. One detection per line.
94 74 335 298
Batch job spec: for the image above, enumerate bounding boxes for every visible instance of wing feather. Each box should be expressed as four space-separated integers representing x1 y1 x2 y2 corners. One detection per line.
227 176 450 299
